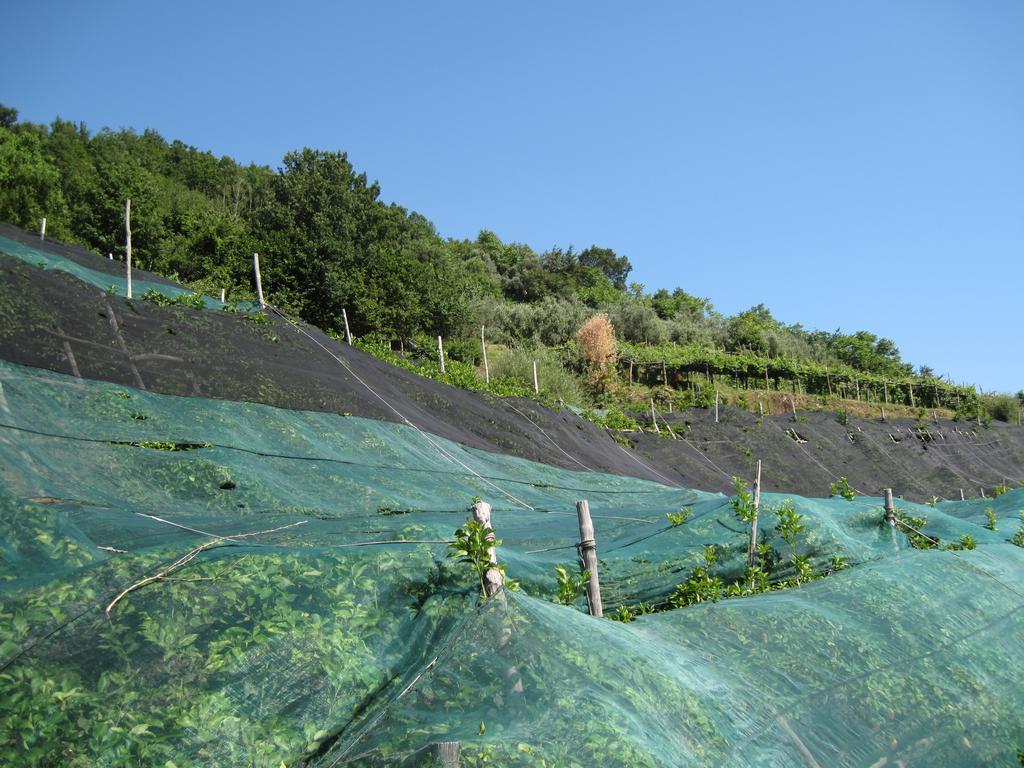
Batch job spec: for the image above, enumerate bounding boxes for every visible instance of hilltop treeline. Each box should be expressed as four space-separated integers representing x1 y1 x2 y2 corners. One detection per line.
0 104 1014 410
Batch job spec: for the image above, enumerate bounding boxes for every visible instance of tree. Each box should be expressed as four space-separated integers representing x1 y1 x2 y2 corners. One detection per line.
578 245 632 289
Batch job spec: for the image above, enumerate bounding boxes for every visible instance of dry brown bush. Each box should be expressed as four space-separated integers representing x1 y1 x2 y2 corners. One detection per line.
577 313 618 374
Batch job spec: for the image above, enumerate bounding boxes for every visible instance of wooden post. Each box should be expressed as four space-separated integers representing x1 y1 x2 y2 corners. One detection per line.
342 308 352 345
438 336 446 373
855 379 860 400
108 253 113 260
481 325 490 383
125 199 133 299
880 406 886 421
714 388 720 423
825 367 832 396
980 487 986 499
909 383 915 408
790 396 797 421
39 217 46 240
758 400 764 417
575 499 603 617
883 488 896 526
533 360 539 394
253 253 265 308
747 460 762 568
628 360 633 386
471 500 503 597
662 360 668 387
650 398 660 434
765 365 770 389
959 488 965 501
219 288 226 303
433 742 461 768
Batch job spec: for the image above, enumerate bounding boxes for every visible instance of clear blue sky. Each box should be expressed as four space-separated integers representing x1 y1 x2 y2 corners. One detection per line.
2 1 1022 392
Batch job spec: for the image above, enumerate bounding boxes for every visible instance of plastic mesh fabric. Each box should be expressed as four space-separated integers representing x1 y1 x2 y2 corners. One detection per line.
1 361 1022 766
0 234 254 310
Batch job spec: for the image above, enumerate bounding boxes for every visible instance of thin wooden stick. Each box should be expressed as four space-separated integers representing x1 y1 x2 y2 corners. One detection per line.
438 335 445 373
39 217 46 240
125 199 133 299
748 460 761 568
342 308 352 345
533 360 539 393
650 398 660 434
105 520 306 616
481 325 489 383
253 253 265 308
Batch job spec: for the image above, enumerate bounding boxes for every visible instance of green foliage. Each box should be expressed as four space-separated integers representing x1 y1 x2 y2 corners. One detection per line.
993 483 1012 498
1011 512 1024 548
139 287 205 309
729 476 757 523
985 507 998 531
552 565 589 606
835 408 849 426
448 519 509 600
671 545 724 606
830 476 856 501
667 507 693 527
945 533 977 551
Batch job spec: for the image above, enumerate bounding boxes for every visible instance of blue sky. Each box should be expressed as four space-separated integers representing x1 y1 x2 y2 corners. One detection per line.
2 1 1022 392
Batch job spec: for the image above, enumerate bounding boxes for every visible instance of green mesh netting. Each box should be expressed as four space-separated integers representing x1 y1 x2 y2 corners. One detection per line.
0 359 1022 766
0 235 255 310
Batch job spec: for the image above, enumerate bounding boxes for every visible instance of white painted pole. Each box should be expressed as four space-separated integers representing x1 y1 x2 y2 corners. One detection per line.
220 288 226 303
253 253 265 308
532 360 539 394
438 336 445 373
714 388 720 423
124 200 132 299
108 252 113 260
342 308 352 345
481 325 490 384
650 398 660 434
39 217 46 240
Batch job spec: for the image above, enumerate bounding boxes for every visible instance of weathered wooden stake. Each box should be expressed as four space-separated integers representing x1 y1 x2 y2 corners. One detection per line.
219 288 226 303
880 406 886 421
575 499 603 617
253 252 264 308
125 199 133 299
650 398 660 434
533 360 539 394
790 396 797 421
959 488 965 501
980 487 986 499
714 388 720 423
909 383 915 408
748 460 762 568
662 360 668 386
471 500 503 597
39 217 46 240
437 336 446 373
433 742 461 768
628 360 633 386
825 367 833 396
481 325 490 383
342 308 352 345
108 252 113 260
758 400 764 417
883 488 896 526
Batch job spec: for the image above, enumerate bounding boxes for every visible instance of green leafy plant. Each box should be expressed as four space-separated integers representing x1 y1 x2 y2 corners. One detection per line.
671 545 724 606
667 507 693 527
830 476 856 501
946 533 977 551
775 500 810 585
1011 512 1024 548
993 483 1011 498
985 507 997 531
835 408 849 426
140 287 206 309
730 476 757 523
552 565 589 606
448 520 508 599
